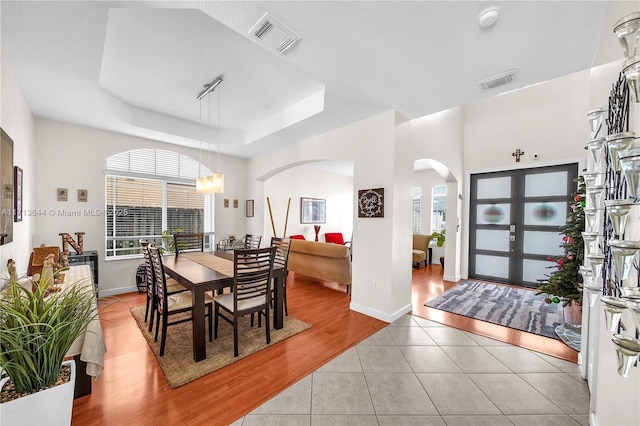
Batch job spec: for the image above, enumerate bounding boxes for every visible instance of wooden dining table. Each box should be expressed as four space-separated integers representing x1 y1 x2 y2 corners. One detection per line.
161 251 285 362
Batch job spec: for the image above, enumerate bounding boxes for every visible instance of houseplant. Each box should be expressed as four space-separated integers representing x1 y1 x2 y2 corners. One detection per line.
431 229 445 266
537 175 585 308
0 269 98 425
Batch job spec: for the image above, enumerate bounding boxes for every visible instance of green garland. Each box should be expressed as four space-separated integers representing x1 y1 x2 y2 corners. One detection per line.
537 175 585 306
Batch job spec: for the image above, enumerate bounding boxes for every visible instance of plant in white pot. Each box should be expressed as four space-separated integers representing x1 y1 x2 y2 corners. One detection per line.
0 270 97 425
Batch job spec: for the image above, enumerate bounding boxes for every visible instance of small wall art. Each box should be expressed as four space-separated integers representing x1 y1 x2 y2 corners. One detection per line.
1 129 13 244
246 200 254 217
224 199 229 208
233 199 238 208
358 188 384 218
78 189 88 202
57 188 68 202
300 197 326 224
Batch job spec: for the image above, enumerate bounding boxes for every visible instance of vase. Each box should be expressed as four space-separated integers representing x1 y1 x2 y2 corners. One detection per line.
314 225 320 242
0 360 76 426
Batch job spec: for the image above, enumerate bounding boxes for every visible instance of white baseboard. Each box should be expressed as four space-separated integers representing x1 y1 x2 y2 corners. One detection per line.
443 274 461 282
99 285 139 297
349 302 412 323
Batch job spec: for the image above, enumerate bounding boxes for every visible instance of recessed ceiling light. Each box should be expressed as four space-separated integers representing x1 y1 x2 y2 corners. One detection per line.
478 6 500 28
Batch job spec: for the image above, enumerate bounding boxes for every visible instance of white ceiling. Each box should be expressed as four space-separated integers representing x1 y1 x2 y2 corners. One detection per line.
0 1 635 165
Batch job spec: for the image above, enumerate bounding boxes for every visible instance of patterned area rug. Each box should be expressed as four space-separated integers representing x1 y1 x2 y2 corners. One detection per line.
130 305 311 388
425 280 564 340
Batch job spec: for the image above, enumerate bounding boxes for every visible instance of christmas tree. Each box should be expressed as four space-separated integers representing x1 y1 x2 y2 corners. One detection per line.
537 175 585 306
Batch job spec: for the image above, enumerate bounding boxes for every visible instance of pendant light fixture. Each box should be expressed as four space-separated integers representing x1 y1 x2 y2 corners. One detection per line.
195 77 224 194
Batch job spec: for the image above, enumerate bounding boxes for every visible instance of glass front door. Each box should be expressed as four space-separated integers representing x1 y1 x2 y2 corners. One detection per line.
469 163 578 287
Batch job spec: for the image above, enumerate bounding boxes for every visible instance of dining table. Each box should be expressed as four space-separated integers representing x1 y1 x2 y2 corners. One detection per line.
160 250 285 362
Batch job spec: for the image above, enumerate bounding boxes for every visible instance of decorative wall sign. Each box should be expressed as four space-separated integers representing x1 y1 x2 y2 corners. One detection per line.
224 199 229 208
78 189 88 202
300 197 326 224
14 166 22 222
246 199 254 217
358 188 384 218
233 199 238 208
57 188 68 202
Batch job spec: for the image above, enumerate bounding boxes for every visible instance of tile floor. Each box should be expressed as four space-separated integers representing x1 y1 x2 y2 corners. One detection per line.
231 315 590 426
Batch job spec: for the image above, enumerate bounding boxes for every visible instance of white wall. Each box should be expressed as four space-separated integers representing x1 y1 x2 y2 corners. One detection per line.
263 165 353 242
0 49 35 280
33 119 248 296
250 111 417 322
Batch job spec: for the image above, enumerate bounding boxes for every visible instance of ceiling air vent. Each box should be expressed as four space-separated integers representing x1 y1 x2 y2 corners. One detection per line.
249 13 300 54
478 69 517 91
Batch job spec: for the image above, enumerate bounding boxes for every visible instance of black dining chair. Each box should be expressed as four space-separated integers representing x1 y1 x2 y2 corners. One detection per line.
173 232 204 254
243 234 262 249
213 246 276 357
140 240 187 332
148 247 214 356
271 237 292 316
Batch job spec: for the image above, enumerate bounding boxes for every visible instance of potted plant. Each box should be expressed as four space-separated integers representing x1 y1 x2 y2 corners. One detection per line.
0 270 98 425
431 229 445 267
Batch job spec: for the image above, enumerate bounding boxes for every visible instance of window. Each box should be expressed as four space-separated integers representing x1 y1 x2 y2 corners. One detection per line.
412 187 421 233
432 185 446 233
105 149 214 259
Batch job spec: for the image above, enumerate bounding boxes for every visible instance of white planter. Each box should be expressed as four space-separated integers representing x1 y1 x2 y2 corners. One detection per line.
0 360 76 426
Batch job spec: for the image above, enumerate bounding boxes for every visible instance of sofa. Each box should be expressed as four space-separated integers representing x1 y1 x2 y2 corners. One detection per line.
287 239 352 295
412 233 432 268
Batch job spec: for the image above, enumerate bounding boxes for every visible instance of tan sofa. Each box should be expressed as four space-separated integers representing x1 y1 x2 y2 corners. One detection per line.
412 234 432 268
287 239 352 295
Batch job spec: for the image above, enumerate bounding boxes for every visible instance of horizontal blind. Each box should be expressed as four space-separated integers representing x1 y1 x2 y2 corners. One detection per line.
106 149 211 181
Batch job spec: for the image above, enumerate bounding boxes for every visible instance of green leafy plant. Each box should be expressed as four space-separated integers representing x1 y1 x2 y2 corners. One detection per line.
537 176 585 306
161 227 183 254
0 270 97 395
432 229 445 247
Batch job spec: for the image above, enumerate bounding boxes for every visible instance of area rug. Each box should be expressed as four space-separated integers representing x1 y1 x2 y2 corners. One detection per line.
130 305 311 388
424 280 564 340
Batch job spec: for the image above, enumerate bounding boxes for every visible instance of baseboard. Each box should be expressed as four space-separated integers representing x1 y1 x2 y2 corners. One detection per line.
349 302 412 323
443 274 461 282
99 285 139 297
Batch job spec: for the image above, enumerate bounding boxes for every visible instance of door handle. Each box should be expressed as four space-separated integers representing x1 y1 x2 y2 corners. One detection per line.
510 235 516 242
510 224 516 232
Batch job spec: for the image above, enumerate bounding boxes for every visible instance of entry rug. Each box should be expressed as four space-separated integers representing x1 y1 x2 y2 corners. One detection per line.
130 305 311 388
425 280 564 340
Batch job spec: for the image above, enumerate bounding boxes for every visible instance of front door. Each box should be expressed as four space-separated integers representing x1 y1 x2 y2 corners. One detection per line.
469 163 578 288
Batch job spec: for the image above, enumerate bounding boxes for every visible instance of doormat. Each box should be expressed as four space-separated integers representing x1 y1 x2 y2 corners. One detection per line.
425 280 565 340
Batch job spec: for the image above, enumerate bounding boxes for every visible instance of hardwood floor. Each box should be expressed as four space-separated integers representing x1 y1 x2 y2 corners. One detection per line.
72 264 578 425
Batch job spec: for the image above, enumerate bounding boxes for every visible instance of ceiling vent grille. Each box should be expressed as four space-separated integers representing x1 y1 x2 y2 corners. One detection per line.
478 69 517 90
249 13 300 54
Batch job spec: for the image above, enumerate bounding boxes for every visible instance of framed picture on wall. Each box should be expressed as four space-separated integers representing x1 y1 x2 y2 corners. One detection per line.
14 166 22 222
358 188 384 218
246 200 254 217
300 197 326 224
1 129 14 244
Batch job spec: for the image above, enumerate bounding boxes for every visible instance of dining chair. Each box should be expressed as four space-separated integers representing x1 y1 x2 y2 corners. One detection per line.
173 232 204 254
243 234 262 249
213 246 276 357
140 240 187 332
148 247 214 356
271 237 292 316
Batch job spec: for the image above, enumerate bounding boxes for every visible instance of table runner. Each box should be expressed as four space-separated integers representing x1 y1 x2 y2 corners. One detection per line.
183 252 234 277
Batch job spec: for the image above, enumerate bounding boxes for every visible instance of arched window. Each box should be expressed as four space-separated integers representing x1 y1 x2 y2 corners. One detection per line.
105 149 214 258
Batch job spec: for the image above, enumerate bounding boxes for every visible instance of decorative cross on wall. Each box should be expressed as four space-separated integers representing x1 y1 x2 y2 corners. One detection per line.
512 149 525 162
